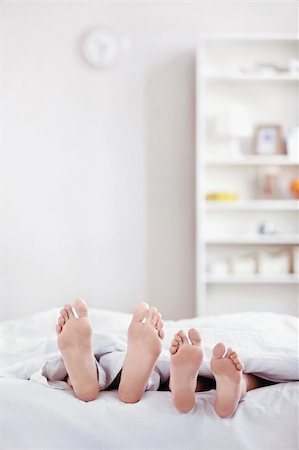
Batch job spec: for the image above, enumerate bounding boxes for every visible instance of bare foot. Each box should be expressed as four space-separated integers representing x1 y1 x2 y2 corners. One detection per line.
118 303 164 403
56 298 99 402
210 343 246 418
170 329 203 413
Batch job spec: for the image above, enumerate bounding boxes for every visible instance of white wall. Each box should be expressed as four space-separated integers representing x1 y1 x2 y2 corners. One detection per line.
0 1 297 320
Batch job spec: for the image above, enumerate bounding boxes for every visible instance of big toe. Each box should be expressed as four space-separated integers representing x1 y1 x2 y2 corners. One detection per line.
132 302 149 322
213 343 226 359
74 298 89 318
188 328 201 346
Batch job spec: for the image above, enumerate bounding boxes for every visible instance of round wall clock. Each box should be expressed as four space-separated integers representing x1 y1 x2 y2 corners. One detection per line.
82 27 121 69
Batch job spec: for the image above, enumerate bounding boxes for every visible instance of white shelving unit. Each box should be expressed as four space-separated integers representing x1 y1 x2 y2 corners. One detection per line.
206 236 299 245
205 274 299 285
205 156 299 166
204 74 299 81
205 200 299 210
196 34 299 316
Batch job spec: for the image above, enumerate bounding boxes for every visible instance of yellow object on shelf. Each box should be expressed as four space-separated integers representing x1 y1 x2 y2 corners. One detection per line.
206 192 239 201
290 179 299 199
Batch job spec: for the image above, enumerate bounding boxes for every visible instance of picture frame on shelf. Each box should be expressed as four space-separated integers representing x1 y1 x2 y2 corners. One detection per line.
252 124 285 155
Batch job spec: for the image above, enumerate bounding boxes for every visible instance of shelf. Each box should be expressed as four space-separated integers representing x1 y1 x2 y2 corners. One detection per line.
204 74 299 82
205 156 299 167
205 274 299 284
205 200 299 211
200 33 299 42
206 235 299 245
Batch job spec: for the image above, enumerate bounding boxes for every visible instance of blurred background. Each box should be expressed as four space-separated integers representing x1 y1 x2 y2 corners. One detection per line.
0 1 298 320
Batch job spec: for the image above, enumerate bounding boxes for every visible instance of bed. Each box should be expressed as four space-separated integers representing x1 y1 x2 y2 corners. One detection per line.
0 308 298 450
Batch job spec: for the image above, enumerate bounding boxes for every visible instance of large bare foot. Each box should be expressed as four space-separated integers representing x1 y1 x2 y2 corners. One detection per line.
118 303 164 403
170 329 203 413
56 298 99 402
210 343 246 418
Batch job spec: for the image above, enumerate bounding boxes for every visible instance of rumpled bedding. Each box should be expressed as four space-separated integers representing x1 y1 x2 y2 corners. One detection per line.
1 308 298 382
0 308 298 450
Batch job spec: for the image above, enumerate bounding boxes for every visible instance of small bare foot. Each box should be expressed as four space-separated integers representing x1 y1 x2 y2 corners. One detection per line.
118 303 164 403
56 298 99 402
210 343 246 418
170 329 203 413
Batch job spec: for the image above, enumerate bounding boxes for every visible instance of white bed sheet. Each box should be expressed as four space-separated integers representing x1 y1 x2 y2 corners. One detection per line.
0 378 298 450
0 308 298 450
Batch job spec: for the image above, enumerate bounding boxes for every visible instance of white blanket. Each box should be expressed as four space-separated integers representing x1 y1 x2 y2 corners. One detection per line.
0 309 298 450
1 308 298 382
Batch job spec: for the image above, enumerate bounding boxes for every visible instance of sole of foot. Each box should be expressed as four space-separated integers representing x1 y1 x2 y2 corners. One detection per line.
118 302 164 403
210 343 246 418
56 298 99 402
170 329 203 413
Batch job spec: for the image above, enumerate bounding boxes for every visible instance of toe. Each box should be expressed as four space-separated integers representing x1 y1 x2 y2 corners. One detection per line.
156 318 163 330
232 355 240 364
212 343 226 359
64 304 74 318
234 357 244 371
60 309 69 321
236 361 244 371
74 298 88 318
174 333 183 344
188 328 201 346
158 328 164 340
226 348 234 358
170 345 178 355
58 317 65 326
178 330 189 344
132 302 149 322
171 339 179 347
156 319 164 339
56 324 62 334
152 311 161 326
147 306 157 323
229 350 237 359
234 359 244 372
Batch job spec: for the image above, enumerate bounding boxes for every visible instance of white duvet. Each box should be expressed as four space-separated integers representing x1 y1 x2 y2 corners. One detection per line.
0 308 298 450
